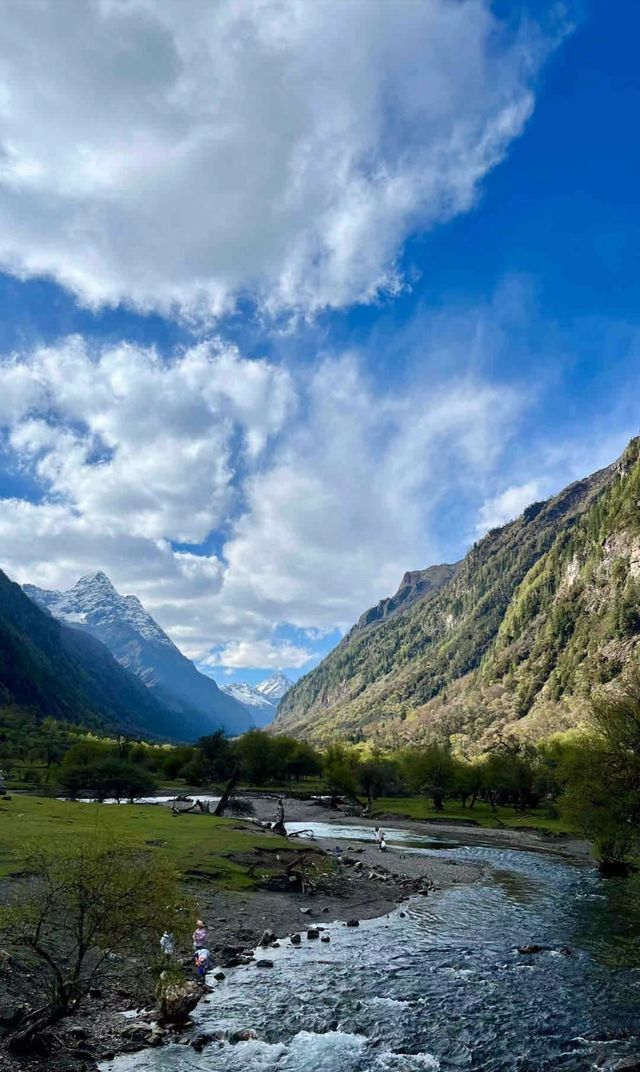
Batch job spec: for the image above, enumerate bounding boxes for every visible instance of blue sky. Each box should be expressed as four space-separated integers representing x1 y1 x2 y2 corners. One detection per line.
0 0 637 686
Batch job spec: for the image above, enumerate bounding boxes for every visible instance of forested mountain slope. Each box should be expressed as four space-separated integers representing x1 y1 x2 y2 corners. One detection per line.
276 438 640 750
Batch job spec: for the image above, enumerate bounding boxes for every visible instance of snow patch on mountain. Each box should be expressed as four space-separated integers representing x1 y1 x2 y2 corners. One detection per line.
25 572 173 649
221 674 294 725
221 682 275 711
256 673 294 702
24 571 252 737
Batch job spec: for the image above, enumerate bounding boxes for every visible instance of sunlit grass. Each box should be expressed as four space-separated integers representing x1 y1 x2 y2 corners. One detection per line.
369 796 577 834
0 795 296 888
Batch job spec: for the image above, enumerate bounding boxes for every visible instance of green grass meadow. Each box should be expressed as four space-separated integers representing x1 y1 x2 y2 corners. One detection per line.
369 796 576 835
0 795 296 889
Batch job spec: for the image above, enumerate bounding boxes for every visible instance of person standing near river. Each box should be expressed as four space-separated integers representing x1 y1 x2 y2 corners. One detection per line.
193 919 208 950
374 826 386 849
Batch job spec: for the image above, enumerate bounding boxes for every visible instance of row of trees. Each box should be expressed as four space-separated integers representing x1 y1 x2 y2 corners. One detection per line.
5 666 640 869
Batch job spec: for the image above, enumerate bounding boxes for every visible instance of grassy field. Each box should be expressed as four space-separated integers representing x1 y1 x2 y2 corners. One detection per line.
0 796 301 889
369 797 577 835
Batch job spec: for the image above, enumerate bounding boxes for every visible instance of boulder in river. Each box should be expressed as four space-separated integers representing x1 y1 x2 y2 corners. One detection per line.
229 1028 260 1043
216 944 247 967
157 979 201 1026
256 959 274 968
517 944 546 955
290 933 301 945
346 919 360 927
307 928 320 939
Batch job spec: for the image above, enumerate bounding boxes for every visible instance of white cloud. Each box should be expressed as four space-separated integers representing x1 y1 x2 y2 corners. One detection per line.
475 479 542 536
0 0 559 318
0 337 520 666
202 639 314 672
221 355 520 633
0 337 293 543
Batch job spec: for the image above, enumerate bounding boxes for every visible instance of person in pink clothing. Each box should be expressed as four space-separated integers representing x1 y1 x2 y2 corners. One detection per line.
193 919 208 950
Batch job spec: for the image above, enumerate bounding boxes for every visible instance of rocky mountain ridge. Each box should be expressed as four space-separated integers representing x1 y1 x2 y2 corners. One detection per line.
221 673 293 726
25 572 251 738
0 570 186 740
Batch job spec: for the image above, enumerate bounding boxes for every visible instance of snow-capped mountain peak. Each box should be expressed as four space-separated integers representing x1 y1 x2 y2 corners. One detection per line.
25 573 172 648
221 673 293 727
221 682 275 710
255 673 294 701
23 571 254 738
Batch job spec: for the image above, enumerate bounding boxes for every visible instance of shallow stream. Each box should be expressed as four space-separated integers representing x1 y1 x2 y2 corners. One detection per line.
102 822 640 1071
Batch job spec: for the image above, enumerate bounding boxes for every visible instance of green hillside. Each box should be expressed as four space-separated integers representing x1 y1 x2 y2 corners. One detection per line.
276 437 640 750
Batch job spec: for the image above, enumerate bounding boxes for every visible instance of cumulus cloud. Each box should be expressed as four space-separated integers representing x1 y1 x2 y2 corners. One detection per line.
0 337 293 543
0 0 559 318
202 640 314 673
0 337 520 665
475 479 542 536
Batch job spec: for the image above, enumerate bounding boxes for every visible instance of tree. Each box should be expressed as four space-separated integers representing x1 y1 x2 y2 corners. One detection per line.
322 743 363 804
58 758 157 802
398 744 455 810
234 730 277 785
560 666 640 873
196 730 236 782
0 838 191 1049
358 754 401 804
285 741 321 781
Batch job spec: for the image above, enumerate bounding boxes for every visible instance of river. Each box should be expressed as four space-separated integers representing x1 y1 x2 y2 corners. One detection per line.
102 822 640 1072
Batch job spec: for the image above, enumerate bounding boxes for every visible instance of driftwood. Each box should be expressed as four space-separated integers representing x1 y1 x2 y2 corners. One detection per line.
213 769 240 817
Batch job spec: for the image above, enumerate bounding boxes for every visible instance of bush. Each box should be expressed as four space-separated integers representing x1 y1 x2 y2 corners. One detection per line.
0 837 192 1046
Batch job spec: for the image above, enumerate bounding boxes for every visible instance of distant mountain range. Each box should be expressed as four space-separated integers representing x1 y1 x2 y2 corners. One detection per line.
221 673 293 725
24 572 252 739
276 437 640 751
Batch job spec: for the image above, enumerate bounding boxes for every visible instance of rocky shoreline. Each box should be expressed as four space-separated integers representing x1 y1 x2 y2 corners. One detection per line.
0 797 590 1072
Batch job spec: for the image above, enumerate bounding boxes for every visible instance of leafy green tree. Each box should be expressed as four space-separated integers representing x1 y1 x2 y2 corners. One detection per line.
234 730 277 785
58 759 157 802
479 736 538 812
0 838 192 1050
358 753 401 804
561 666 640 872
284 740 321 781
322 743 362 803
398 744 455 810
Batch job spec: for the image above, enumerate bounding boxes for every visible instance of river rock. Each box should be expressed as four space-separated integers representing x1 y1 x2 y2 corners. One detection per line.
123 1022 156 1045
255 959 274 968
290 933 301 945
346 919 360 927
0 1004 29 1031
213 971 226 981
146 1027 168 1048
321 934 331 943
259 928 275 947
157 980 201 1026
191 1031 216 1052
517 944 546 955
216 945 247 967
229 1028 260 1043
